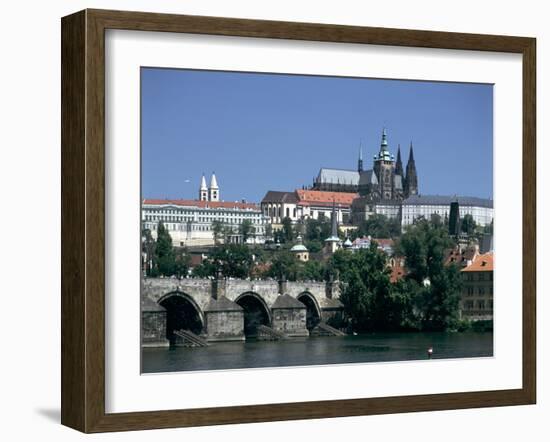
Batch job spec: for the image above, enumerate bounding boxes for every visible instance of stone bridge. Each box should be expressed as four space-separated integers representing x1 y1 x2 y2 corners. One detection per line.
142 277 343 346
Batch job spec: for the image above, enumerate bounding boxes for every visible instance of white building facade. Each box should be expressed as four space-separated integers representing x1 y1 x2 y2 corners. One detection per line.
401 195 493 227
142 175 268 246
142 199 268 247
261 189 356 227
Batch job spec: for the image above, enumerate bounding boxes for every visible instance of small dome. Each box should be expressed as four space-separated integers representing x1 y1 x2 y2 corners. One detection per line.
291 235 308 252
344 238 352 247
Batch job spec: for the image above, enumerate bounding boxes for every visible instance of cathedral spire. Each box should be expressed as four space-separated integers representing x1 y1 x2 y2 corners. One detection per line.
395 144 403 176
405 142 418 197
380 127 389 152
408 141 415 162
375 127 392 162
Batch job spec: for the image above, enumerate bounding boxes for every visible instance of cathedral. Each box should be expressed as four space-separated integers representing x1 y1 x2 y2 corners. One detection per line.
312 128 418 201
310 128 418 224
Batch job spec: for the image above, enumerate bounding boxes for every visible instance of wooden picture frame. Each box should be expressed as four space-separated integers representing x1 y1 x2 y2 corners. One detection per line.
61 8 536 433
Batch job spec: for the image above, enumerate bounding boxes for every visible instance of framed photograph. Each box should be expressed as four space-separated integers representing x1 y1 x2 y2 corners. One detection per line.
61 9 536 433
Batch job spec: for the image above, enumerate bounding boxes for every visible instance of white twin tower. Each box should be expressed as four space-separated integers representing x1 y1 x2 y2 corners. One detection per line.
199 173 219 202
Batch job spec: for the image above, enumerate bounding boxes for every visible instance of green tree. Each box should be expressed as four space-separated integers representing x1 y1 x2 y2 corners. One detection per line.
239 219 255 244
304 239 323 254
395 218 462 331
155 222 175 276
430 213 444 228
352 214 401 240
329 244 404 332
304 217 331 242
212 220 225 244
339 269 369 331
265 251 299 281
461 214 477 236
298 260 325 281
273 229 285 245
282 217 294 243
141 228 156 277
206 244 254 278
192 260 217 278
483 219 494 235
173 247 191 279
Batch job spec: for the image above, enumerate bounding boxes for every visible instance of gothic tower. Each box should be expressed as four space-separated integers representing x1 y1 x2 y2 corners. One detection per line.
373 128 395 201
199 173 208 201
404 142 418 197
357 142 364 172
209 173 220 202
395 144 403 178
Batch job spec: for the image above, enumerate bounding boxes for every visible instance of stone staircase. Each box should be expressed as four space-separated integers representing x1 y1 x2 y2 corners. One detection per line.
173 329 209 347
311 322 346 337
256 325 289 341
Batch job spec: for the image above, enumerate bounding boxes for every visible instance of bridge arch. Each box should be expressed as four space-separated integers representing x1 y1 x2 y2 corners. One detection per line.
235 291 272 338
158 291 205 343
297 291 322 330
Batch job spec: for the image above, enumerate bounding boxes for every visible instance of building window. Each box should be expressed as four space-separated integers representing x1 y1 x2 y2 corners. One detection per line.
478 287 485 295
477 300 485 309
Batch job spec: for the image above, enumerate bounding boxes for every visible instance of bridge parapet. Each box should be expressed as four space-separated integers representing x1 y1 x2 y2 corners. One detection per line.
142 277 341 308
285 281 327 299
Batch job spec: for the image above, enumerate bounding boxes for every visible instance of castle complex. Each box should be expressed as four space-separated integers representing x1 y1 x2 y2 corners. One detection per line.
306 128 492 227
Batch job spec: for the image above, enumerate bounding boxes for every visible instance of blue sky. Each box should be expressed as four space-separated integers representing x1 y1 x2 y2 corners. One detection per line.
141 68 493 203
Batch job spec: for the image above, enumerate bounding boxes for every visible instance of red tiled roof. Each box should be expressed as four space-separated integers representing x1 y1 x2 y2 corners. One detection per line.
462 252 494 272
295 189 358 207
143 199 259 210
444 245 479 267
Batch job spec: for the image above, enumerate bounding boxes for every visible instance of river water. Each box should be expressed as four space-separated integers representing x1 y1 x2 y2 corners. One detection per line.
142 331 493 373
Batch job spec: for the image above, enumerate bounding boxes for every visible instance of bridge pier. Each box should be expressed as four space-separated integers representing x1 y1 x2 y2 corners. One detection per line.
141 297 169 347
204 297 245 342
271 294 309 337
